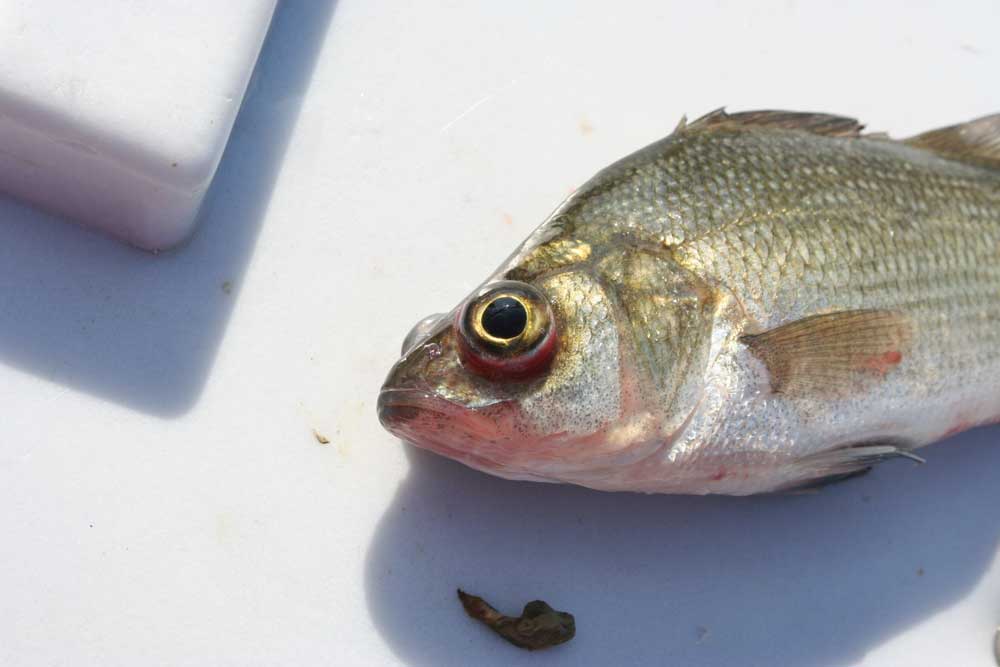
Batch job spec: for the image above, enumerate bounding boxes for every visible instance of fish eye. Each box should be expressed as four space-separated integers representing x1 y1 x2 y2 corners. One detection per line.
457 281 557 379
480 296 528 340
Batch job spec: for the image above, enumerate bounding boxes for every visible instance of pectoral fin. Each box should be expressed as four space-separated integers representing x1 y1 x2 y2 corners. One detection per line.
740 310 912 397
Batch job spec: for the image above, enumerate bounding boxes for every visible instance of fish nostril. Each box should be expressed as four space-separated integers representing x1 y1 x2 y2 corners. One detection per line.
401 313 445 355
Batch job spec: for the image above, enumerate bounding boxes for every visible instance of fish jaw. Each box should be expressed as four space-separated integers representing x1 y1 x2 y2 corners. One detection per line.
377 386 557 481
377 382 712 491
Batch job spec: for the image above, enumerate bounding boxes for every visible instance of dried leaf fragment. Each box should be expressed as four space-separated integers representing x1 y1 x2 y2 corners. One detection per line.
457 589 575 650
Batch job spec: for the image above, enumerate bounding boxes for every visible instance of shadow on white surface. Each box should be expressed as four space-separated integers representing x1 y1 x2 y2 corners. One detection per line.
0 1 335 416
366 428 1000 666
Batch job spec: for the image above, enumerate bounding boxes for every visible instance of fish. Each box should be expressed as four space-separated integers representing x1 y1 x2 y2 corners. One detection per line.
378 108 1000 495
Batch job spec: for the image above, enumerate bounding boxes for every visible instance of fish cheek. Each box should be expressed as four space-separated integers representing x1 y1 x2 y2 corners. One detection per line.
425 330 521 408
516 271 625 450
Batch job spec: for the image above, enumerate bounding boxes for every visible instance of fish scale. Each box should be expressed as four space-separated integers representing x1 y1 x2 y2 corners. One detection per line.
642 124 1000 490
380 109 1000 494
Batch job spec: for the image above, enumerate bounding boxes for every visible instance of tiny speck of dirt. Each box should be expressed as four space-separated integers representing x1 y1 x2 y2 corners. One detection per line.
313 430 330 445
89 524 94 528
171 161 178 168
862 495 872 503
221 281 233 295
696 626 710 643
579 118 594 135
916 567 924 576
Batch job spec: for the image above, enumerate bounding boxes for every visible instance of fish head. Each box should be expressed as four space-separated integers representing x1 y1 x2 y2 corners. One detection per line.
378 241 719 489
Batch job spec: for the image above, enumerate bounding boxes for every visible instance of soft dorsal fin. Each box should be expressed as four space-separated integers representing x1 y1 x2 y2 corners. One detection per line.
740 309 912 397
684 108 865 138
904 113 1000 170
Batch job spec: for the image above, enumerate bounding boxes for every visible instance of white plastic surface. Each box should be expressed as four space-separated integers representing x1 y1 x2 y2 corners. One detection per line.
0 1 276 250
0 2 998 666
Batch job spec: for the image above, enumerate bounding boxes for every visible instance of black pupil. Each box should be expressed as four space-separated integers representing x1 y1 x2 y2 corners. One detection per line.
481 297 527 339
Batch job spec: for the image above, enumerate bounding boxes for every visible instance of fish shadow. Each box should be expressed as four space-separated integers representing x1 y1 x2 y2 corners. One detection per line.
0 1 336 416
365 427 1000 666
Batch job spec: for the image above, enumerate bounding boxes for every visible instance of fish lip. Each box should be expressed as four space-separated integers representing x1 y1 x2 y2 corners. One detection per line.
376 387 466 430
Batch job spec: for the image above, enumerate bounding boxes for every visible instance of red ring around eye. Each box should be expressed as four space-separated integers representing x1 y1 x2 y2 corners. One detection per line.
455 281 557 381
456 314 557 380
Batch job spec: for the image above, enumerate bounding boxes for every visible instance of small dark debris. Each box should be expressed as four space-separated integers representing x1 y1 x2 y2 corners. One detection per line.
457 589 575 651
221 281 233 295
916 567 924 577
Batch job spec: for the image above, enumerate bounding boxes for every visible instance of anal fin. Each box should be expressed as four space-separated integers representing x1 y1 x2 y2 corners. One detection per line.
780 441 925 493
779 467 874 494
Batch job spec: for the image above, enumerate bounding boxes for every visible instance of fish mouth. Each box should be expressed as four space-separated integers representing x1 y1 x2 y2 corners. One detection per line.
378 388 505 446
377 387 532 474
377 388 465 431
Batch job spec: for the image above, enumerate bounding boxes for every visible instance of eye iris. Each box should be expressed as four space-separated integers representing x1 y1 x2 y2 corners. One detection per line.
481 297 527 340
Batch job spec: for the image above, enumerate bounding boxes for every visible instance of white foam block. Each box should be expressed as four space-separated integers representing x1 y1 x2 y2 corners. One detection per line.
0 1 277 250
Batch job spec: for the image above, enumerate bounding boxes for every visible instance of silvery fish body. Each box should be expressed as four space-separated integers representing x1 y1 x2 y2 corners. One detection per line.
379 109 1000 495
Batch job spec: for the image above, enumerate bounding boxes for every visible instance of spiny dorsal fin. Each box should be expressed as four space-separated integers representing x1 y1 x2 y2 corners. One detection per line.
904 113 1000 170
684 108 865 138
740 309 912 397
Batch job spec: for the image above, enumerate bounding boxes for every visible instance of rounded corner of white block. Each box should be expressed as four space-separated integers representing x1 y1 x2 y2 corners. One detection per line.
0 1 277 250
129 200 206 254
